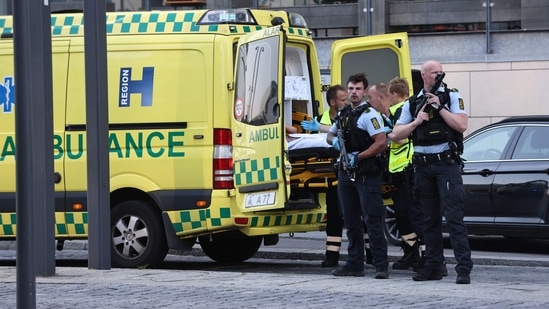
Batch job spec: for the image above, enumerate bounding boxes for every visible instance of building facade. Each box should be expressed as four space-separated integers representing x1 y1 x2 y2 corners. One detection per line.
2 0 548 133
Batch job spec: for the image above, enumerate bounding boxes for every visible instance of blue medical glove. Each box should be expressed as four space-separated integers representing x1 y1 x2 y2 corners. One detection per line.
331 136 340 151
384 126 392 134
349 153 360 168
301 119 320 131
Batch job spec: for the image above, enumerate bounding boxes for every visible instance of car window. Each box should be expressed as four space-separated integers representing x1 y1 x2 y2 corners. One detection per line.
462 126 517 161
511 126 549 160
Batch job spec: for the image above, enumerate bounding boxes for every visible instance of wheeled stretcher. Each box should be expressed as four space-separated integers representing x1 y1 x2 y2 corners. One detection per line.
288 146 339 190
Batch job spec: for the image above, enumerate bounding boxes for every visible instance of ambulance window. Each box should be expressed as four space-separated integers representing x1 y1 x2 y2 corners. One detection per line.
234 35 280 126
340 48 399 86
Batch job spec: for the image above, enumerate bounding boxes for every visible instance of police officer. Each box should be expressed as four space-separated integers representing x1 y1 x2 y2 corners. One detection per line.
390 60 473 284
327 73 388 279
368 80 426 271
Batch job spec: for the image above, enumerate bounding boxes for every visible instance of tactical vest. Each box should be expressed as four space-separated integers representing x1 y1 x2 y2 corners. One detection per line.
337 103 384 175
409 88 464 153
339 103 374 153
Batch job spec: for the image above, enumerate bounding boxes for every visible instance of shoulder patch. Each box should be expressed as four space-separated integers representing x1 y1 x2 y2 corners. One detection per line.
371 117 381 130
458 98 465 110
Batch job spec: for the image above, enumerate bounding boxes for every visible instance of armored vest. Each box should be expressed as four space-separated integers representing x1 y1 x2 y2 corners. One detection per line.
409 88 463 153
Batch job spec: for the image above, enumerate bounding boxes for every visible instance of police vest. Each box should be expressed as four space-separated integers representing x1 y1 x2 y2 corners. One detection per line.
338 103 384 175
339 104 374 153
409 88 463 153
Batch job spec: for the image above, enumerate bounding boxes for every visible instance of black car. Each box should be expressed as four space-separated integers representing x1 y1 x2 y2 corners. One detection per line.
384 115 549 245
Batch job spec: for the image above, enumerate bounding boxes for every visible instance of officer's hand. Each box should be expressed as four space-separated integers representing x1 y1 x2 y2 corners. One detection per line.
301 119 320 131
349 153 359 167
384 126 392 134
331 136 340 151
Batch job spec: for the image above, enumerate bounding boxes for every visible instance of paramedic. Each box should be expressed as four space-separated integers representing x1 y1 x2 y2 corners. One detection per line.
368 79 426 271
302 85 347 267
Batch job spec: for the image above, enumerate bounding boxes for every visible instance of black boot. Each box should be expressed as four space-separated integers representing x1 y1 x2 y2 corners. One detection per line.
365 248 373 265
321 251 339 267
413 251 426 273
393 242 420 270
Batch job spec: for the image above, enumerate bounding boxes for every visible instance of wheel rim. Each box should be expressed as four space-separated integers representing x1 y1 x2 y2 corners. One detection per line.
384 205 400 244
112 214 150 259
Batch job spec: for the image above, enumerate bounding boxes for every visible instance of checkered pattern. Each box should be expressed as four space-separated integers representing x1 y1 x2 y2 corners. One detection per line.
167 207 232 234
0 212 87 237
234 156 281 186
249 212 324 227
0 213 16 236
0 11 311 38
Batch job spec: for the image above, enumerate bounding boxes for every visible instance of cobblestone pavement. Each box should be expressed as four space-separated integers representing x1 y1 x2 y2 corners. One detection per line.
1 233 549 309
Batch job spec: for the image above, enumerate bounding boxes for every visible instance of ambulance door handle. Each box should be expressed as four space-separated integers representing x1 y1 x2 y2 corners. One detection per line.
235 133 242 137
54 172 62 184
194 135 204 139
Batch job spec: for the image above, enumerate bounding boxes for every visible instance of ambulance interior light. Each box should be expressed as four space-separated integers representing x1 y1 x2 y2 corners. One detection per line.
199 9 257 25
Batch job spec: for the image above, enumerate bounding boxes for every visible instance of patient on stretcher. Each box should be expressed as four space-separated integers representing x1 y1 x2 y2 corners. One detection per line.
286 125 332 150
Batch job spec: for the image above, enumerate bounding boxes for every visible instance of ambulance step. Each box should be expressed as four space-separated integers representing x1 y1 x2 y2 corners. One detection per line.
284 199 319 210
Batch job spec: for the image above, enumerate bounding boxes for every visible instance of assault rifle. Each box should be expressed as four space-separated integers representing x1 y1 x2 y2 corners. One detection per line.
336 122 356 181
414 72 446 117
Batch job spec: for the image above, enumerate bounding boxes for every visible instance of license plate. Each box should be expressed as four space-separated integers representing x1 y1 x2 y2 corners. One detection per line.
245 191 276 208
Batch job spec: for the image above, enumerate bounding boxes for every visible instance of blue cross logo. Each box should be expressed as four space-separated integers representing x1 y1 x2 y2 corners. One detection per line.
1 76 15 113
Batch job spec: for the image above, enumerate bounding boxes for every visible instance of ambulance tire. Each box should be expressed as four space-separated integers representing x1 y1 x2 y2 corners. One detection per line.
383 204 402 246
198 231 262 263
110 200 169 268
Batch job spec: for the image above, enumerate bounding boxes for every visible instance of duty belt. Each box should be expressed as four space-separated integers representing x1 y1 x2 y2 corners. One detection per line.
413 150 454 165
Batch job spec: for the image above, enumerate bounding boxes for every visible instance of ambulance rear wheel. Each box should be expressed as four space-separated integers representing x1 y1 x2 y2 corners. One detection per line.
383 204 402 246
198 231 262 263
110 200 168 268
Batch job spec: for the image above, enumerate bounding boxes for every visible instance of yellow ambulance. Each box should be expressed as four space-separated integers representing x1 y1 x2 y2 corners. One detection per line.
0 8 411 267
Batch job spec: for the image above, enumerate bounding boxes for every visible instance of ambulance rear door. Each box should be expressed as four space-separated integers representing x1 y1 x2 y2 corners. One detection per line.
331 32 412 92
231 26 289 212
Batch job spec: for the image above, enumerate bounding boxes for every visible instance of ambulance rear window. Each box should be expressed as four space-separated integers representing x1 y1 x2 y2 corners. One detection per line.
198 9 257 25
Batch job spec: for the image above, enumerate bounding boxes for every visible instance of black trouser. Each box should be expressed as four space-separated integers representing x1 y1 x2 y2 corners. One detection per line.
325 187 344 249
414 159 473 275
391 171 425 245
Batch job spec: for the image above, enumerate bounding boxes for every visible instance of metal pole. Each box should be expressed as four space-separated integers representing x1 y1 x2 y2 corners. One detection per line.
84 0 111 269
14 0 55 305
364 0 372 36
484 1 493 54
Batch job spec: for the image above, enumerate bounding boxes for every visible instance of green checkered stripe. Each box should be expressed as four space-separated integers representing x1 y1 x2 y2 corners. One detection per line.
0 213 16 236
56 212 88 236
168 207 232 234
249 212 324 227
234 156 281 186
0 13 311 38
0 212 88 237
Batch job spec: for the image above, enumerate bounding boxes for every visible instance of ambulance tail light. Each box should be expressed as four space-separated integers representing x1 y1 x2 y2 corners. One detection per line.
213 129 234 189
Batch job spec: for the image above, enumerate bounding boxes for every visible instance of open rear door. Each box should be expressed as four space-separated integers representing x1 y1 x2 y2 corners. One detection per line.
232 26 289 212
331 32 412 91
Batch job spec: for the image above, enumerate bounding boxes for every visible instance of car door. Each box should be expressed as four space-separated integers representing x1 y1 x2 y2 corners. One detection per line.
461 125 520 227
232 26 289 212
492 125 549 227
330 32 413 91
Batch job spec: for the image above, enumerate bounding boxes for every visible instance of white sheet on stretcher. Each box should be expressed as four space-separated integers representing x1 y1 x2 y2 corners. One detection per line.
288 133 331 150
